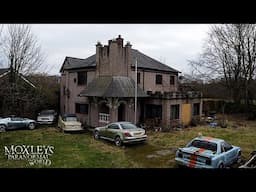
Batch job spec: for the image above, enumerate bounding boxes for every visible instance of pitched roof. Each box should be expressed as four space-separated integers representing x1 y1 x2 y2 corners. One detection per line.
131 49 180 73
60 55 96 71
0 67 36 88
60 49 180 73
0 68 10 77
79 76 148 98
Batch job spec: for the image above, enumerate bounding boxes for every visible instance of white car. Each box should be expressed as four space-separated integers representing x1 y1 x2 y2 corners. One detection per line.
37 110 57 125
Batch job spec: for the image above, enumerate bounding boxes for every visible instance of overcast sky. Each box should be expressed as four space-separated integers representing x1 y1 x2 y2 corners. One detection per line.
27 24 210 75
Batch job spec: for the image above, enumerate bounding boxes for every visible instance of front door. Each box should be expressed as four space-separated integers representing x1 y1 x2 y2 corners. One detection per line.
118 103 125 121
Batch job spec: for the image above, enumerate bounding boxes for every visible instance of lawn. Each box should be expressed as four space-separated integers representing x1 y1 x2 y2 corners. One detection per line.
0 118 256 168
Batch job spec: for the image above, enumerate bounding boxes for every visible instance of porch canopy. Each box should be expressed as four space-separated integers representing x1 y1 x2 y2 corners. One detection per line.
79 76 148 98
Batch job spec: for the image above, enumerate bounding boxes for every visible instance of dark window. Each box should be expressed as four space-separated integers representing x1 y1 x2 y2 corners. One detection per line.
221 142 233 152
156 74 162 84
145 104 162 119
108 124 120 129
171 104 180 120
193 103 200 116
137 72 140 84
170 75 175 85
75 103 88 114
77 71 87 85
189 140 217 152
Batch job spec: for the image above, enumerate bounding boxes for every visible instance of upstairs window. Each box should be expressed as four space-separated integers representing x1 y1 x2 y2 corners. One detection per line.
77 71 87 85
75 103 88 114
156 74 162 84
170 75 175 85
137 72 141 84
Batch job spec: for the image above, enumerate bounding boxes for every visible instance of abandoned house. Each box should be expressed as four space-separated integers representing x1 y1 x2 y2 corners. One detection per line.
60 35 202 129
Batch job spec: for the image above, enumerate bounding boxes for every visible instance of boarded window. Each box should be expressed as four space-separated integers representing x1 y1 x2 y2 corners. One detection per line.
156 74 162 84
77 71 87 85
170 75 175 85
193 103 200 116
145 104 162 119
171 104 180 120
75 103 88 114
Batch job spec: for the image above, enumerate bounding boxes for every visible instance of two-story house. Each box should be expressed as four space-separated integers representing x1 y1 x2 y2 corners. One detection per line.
60 35 202 129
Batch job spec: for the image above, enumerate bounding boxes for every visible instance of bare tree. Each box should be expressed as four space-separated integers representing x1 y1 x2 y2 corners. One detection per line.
189 24 256 105
0 24 46 117
2 24 44 75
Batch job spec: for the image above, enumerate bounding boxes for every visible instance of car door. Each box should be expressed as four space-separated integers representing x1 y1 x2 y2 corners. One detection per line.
8 117 23 129
105 124 120 139
223 142 236 164
220 142 234 166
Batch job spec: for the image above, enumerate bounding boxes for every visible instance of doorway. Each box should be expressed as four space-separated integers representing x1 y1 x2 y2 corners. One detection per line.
118 103 126 121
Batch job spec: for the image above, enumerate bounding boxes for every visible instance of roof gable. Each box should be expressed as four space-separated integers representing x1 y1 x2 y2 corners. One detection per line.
0 68 36 88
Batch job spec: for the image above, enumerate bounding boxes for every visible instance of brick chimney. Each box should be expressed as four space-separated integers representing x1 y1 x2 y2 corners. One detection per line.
96 35 131 77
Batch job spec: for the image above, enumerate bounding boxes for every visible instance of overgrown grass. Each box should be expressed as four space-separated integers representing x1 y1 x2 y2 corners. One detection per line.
0 119 256 168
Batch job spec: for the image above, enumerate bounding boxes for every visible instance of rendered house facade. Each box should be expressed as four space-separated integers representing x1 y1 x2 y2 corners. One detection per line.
60 35 202 129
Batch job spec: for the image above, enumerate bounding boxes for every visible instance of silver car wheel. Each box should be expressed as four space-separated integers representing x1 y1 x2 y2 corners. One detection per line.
94 131 100 139
0 125 6 132
115 136 122 146
28 123 36 130
218 163 225 168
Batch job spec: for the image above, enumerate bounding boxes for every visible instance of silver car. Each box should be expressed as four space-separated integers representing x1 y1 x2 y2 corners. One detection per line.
94 122 147 146
37 110 57 125
0 117 36 132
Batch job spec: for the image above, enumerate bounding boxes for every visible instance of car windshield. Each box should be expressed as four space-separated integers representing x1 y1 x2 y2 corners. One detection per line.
41 110 55 115
189 140 217 152
120 123 137 129
64 117 78 121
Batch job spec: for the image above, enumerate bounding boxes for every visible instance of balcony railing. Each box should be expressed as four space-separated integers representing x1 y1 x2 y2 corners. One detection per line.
99 113 110 123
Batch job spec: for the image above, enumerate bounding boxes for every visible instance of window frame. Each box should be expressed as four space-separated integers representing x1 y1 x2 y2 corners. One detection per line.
137 72 140 84
170 104 180 120
77 71 87 85
155 74 162 85
193 103 200 116
75 103 88 114
170 75 175 85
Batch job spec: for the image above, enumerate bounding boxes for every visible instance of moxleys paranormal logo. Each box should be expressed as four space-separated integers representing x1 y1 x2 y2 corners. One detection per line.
4 145 55 166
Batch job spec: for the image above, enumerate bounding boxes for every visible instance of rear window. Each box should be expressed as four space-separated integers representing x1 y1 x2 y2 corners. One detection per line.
120 123 137 130
64 117 78 121
189 140 217 152
41 110 55 115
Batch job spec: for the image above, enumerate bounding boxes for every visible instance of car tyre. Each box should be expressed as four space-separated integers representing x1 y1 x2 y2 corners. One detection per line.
218 163 225 168
28 123 36 130
94 131 100 139
0 124 6 132
114 136 122 147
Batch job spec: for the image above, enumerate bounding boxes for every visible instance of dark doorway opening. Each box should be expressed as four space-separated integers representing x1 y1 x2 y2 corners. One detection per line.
118 103 125 121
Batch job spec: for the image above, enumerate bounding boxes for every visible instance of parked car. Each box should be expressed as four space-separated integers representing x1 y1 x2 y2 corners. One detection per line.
94 121 147 146
37 110 57 125
58 114 83 132
239 151 256 168
0 117 37 132
175 135 241 168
